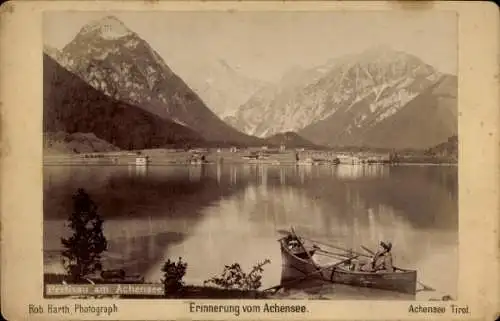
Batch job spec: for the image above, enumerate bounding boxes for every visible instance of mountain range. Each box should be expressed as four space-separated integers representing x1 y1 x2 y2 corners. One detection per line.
44 52 205 150
226 46 457 149
45 16 263 148
44 16 457 152
174 58 268 119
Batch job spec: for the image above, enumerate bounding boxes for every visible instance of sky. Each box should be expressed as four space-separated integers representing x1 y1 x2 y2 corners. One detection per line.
44 11 457 83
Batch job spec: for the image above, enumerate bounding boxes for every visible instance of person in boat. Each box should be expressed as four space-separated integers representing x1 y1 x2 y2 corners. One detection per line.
288 239 300 250
353 241 394 272
284 234 301 250
371 241 394 272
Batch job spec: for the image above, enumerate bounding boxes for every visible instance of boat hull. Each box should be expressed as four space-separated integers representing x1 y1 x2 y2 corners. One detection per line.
280 239 417 295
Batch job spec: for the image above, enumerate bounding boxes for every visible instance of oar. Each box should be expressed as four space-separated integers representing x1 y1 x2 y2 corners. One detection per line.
392 267 435 291
417 281 436 292
276 229 291 236
290 227 321 271
361 245 376 256
391 267 436 292
302 237 361 255
302 237 372 259
290 228 353 271
263 255 358 294
312 244 351 257
315 248 351 257
315 250 351 261
315 248 356 260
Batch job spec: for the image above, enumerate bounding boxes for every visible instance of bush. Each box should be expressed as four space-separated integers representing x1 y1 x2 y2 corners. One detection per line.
161 257 187 295
203 259 271 291
61 188 108 282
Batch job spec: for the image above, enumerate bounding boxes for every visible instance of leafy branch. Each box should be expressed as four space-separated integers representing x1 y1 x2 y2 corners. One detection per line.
203 259 271 291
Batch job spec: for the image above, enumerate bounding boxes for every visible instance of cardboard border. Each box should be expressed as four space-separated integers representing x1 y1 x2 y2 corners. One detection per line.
1 1 499 320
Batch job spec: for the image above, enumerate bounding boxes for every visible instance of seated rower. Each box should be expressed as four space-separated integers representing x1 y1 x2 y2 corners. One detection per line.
372 241 394 272
288 239 300 250
284 234 302 250
353 241 394 272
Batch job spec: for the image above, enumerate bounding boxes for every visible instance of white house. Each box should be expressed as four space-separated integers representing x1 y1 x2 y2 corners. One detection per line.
135 156 149 166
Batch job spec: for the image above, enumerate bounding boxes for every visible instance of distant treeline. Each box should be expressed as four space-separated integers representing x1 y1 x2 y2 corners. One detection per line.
330 136 458 157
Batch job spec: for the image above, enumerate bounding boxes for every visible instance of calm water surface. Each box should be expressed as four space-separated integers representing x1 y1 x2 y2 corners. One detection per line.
44 164 458 298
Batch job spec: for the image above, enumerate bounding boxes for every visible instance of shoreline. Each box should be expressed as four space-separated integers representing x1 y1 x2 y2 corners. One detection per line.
43 151 457 167
42 273 452 301
43 162 458 167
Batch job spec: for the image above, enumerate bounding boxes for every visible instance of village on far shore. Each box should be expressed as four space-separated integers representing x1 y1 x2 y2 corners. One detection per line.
43 140 458 167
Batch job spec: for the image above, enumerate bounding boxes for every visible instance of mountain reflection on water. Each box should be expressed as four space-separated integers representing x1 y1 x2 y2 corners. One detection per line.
44 164 457 299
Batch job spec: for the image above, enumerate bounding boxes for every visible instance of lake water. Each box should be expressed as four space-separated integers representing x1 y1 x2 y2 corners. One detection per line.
44 164 458 299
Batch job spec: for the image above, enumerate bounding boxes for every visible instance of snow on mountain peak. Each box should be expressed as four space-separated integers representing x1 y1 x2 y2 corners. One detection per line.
81 16 132 40
228 46 444 139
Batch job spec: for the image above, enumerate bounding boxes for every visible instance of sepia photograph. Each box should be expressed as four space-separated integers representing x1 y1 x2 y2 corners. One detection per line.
41 10 459 302
2 1 499 320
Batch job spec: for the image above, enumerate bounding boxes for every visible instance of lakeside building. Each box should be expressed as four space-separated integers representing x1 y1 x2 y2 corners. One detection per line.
337 154 362 164
135 156 149 166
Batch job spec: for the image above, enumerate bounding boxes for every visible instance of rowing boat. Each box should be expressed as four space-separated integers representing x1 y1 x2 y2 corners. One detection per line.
279 238 417 294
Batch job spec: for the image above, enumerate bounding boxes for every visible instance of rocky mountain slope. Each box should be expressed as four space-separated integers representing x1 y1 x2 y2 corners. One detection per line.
44 53 205 150
227 46 457 149
223 64 328 136
179 58 268 118
300 73 457 149
54 15 262 146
